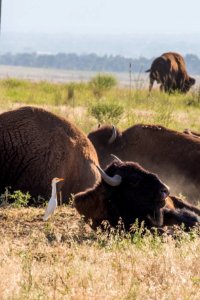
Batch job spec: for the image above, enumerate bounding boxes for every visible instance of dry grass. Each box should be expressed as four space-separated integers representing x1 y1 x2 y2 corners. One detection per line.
0 207 199 299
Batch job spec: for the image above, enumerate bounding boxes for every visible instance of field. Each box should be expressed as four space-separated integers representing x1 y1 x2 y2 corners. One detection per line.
0 74 200 299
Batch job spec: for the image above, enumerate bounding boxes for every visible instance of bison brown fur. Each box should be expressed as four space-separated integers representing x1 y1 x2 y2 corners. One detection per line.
0 106 100 203
88 124 200 202
146 52 195 93
74 160 200 231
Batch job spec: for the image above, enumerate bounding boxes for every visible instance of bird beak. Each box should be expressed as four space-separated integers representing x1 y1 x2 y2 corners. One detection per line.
58 178 64 182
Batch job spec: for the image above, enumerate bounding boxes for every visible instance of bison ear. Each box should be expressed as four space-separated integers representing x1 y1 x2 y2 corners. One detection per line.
189 77 195 86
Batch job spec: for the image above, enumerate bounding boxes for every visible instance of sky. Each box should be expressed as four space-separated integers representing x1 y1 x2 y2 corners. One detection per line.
3 0 200 35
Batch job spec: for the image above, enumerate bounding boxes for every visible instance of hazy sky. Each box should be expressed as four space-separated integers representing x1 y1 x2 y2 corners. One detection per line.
3 0 200 35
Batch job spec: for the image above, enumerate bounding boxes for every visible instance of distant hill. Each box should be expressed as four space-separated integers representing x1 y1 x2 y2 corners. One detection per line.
0 52 200 74
1 32 200 58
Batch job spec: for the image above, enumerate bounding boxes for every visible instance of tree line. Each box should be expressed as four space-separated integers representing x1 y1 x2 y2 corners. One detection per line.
0 52 199 74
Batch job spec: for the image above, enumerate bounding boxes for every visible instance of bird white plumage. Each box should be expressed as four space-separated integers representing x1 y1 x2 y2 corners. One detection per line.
43 177 64 221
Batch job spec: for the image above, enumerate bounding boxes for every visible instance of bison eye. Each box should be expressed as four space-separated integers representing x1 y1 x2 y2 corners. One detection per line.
128 175 142 187
129 181 140 188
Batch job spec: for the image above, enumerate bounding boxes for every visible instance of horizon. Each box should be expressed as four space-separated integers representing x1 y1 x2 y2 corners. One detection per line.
1 1 200 58
1 31 200 58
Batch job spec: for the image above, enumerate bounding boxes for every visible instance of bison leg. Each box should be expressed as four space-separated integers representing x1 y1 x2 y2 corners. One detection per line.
149 77 154 92
163 207 200 229
170 195 200 216
160 84 164 91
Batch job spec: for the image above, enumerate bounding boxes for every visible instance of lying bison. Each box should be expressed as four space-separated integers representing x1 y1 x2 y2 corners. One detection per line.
0 106 100 203
146 52 195 93
88 124 200 202
74 159 200 231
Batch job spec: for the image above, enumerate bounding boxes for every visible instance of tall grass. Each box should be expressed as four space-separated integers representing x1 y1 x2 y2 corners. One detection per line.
0 78 200 134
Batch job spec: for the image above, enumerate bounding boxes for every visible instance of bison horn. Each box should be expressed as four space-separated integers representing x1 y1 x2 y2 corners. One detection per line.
183 128 191 135
96 165 122 186
108 125 117 144
111 154 123 163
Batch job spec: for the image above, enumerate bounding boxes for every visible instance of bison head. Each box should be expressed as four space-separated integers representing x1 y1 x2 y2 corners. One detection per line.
88 125 121 168
181 77 196 93
74 160 170 231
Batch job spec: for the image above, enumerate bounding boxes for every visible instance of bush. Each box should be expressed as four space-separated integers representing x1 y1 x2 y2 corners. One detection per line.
89 74 117 98
0 188 31 208
89 102 124 124
10 190 31 208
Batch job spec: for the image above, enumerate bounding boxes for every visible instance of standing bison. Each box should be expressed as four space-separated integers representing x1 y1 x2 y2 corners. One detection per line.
146 52 195 93
88 124 200 202
0 106 100 203
74 159 200 231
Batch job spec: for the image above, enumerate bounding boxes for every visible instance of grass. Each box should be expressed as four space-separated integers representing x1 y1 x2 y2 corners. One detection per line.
0 78 200 133
0 77 200 299
0 207 199 300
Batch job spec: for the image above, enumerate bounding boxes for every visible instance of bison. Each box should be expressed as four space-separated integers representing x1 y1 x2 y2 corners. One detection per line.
88 124 200 202
0 106 100 203
74 159 200 231
146 52 195 93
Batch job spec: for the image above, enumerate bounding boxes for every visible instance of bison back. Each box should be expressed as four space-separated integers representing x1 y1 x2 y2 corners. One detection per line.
0 106 99 203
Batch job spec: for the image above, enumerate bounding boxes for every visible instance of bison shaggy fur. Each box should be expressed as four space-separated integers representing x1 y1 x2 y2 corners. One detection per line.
74 160 200 231
0 106 100 203
88 124 200 202
146 52 195 93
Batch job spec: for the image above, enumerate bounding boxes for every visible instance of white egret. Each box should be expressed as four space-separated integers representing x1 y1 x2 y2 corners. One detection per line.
43 177 64 221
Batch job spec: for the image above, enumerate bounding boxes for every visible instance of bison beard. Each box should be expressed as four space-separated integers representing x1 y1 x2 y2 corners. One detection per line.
74 160 200 232
146 52 195 93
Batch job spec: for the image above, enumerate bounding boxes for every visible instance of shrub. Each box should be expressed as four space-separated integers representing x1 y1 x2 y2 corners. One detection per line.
89 102 124 124
89 74 117 98
0 188 31 208
10 190 31 208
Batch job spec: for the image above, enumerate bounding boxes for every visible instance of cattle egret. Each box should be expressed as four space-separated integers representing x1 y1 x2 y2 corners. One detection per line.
43 177 64 221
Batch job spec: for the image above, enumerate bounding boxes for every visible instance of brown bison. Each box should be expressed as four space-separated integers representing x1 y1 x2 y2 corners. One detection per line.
0 106 100 203
88 124 200 202
74 159 200 231
146 52 195 93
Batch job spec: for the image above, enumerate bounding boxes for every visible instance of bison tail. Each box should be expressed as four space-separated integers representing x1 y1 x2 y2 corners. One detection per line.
145 69 151 73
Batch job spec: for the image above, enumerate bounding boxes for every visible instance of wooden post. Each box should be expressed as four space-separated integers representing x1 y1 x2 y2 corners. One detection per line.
129 62 132 98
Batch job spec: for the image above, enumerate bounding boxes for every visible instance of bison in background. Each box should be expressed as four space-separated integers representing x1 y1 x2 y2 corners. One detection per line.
88 124 200 202
146 52 195 93
74 159 200 231
0 106 100 203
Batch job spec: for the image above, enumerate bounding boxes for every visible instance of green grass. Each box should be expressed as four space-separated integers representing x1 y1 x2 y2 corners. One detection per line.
0 78 200 134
